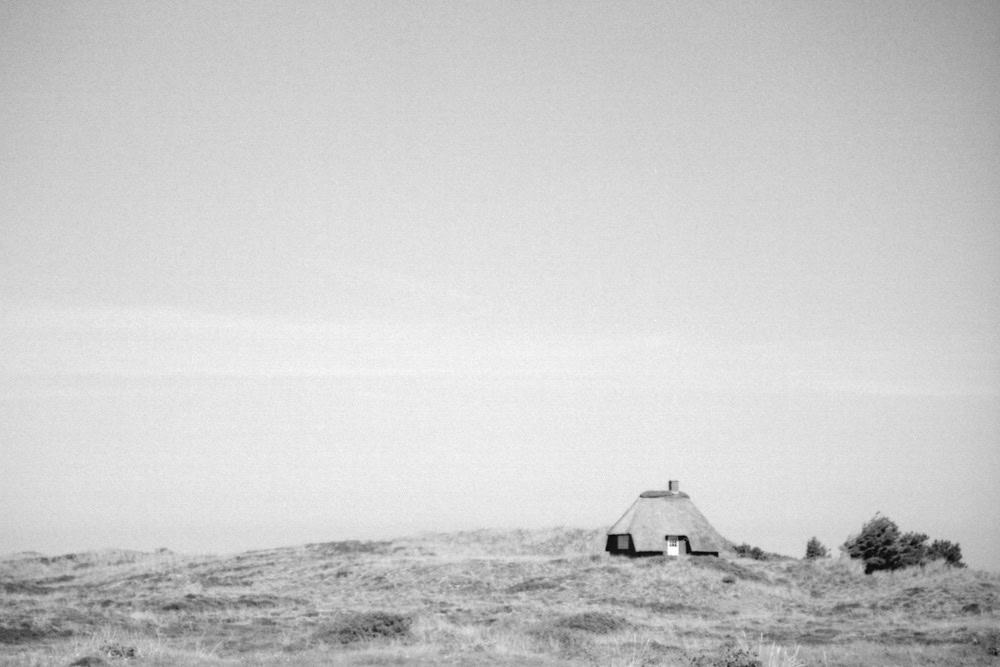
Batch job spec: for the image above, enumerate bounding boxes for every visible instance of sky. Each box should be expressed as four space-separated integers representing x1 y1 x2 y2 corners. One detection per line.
1 1 998 569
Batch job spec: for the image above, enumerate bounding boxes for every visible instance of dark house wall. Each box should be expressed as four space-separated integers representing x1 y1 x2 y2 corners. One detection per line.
606 534 719 557
605 534 633 555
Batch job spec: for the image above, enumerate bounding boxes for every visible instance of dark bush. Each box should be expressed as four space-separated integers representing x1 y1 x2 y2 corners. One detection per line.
313 611 412 644
927 539 965 567
733 544 767 561
843 514 901 574
962 603 982 615
804 537 828 560
68 657 107 667
843 514 964 573
897 532 929 568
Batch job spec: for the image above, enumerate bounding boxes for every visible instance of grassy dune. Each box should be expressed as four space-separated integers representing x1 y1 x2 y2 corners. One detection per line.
1 528 998 666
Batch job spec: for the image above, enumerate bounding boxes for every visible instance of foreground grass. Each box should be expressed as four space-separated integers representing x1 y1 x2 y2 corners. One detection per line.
1 529 998 665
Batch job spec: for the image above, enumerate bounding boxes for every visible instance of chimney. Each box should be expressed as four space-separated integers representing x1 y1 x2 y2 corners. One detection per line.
668 480 679 493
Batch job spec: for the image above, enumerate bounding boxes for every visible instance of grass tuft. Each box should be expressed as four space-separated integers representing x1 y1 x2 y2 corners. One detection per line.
552 611 629 634
505 577 563 593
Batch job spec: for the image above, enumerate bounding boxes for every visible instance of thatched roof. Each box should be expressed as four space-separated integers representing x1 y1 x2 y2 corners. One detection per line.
607 487 727 554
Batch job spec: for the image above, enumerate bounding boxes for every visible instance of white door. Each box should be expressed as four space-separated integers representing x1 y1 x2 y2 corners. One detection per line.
666 535 679 556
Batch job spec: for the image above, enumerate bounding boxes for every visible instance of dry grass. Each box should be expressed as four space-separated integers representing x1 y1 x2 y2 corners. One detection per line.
1 528 998 666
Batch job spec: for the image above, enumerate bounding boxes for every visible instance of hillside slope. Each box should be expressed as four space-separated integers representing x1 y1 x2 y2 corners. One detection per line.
1 528 998 666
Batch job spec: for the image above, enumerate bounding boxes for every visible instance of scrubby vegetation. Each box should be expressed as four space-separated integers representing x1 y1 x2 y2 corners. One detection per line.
927 538 966 567
732 543 788 561
1 528 996 666
689 641 763 667
843 514 965 574
551 611 629 634
805 537 828 560
312 611 412 645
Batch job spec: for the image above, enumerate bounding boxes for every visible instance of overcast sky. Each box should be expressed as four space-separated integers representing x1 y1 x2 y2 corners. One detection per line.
2 1 998 569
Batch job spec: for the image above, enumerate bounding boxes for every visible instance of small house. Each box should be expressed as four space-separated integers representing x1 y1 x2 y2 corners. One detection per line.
606 480 726 557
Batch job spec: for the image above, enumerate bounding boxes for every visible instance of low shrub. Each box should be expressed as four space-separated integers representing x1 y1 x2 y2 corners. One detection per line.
975 629 1000 656
552 611 628 634
689 642 762 667
733 543 788 561
927 539 964 567
0 622 72 644
100 642 137 658
525 623 596 659
733 544 767 560
306 540 392 556
313 611 412 645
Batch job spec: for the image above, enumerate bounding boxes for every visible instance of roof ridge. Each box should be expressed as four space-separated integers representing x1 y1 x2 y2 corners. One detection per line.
639 490 690 498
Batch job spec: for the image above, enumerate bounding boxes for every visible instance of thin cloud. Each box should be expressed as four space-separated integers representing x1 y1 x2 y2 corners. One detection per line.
2 304 994 398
